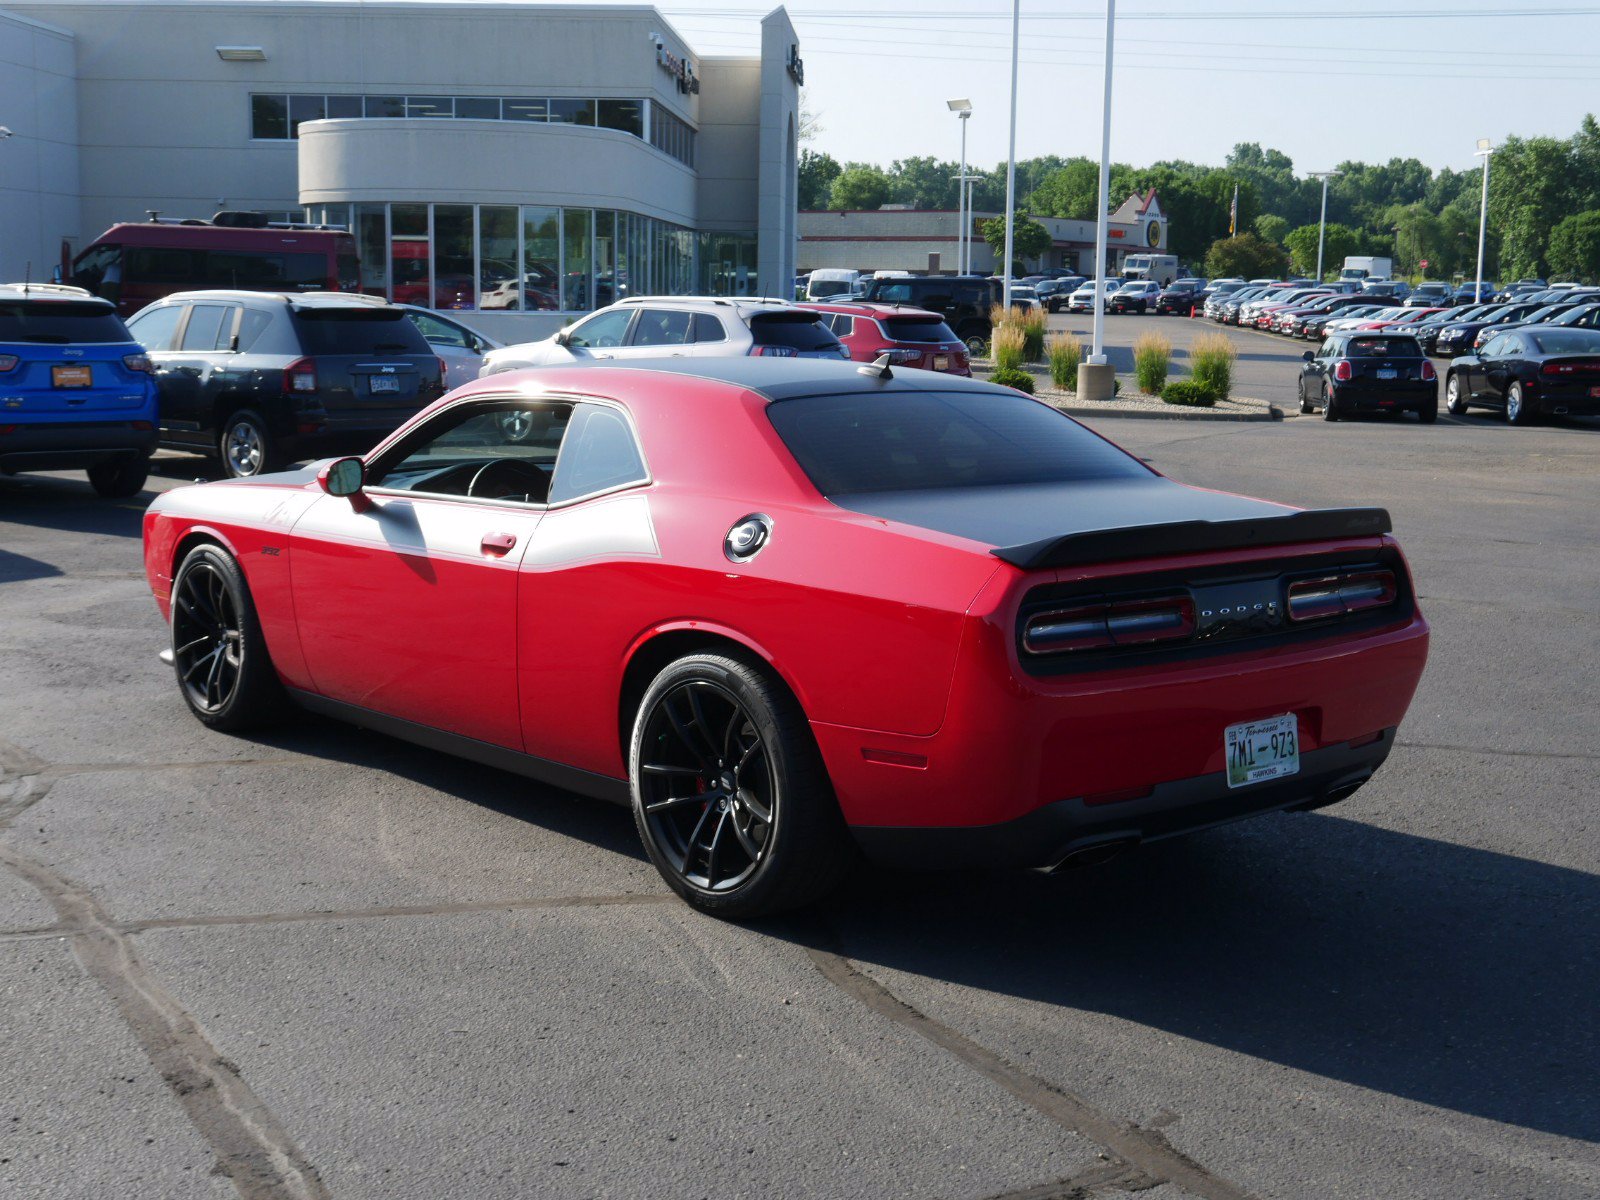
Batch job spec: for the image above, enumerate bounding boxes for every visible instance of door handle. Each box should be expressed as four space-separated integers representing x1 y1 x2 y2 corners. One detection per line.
481 532 517 555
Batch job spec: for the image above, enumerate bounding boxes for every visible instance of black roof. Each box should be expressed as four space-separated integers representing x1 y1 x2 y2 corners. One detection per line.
599 357 1005 402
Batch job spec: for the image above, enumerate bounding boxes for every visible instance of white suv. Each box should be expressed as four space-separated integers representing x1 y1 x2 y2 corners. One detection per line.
1066 278 1122 314
1110 280 1162 314
480 297 848 376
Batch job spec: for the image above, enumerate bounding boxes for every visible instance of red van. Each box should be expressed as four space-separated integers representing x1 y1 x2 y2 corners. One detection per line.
65 213 360 317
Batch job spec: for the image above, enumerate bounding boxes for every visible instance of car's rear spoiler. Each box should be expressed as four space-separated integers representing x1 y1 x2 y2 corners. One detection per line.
990 507 1393 571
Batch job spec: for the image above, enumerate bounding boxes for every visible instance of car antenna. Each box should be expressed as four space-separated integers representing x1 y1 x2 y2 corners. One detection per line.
857 352 893 381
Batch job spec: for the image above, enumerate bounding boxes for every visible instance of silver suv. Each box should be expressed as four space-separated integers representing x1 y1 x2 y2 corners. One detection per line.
480 297 848 376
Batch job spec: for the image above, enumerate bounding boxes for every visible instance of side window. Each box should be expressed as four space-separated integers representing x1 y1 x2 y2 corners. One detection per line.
548 404 648 505
691 313 727 343
179 304 232 351
878 283 912 304
916 285 954 310
370 401 574 504
235 307 274 352
566 309 632 349
832 315 855 337
1317 339 1337 360
1479 334 1506 358
410 311 469 348
629 309 693 347
126 304 184 352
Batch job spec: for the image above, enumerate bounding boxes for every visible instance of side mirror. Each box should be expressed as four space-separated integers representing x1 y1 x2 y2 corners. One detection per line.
51 265 64 284
318 457 370 510
554 330 571 348
1302 350 1315 362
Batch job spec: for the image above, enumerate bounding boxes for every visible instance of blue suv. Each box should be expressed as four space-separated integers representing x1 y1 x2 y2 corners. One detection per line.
0 285 158 497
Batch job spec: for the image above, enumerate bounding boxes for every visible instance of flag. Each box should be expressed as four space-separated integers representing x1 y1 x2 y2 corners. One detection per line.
1229 184 1238 236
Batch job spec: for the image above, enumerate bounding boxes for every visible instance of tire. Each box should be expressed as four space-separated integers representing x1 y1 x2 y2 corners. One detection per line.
218 409 281 479
169 543 287 732
629 651 854 919
1445 373 1469 415
86 453 150 499
1506 381 1537 426
1137 301 1148 315
1417 394 1439 424
1299 382 1314 415
1322 385 1340 421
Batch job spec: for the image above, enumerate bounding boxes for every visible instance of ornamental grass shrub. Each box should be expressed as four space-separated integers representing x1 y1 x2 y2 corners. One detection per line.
1189 333 1237 401
989 366 1035 394
1133 331 1173 395
1161 381 1218 407
990 323 1027 373
1047 332 1083 390
1019 305 1047 362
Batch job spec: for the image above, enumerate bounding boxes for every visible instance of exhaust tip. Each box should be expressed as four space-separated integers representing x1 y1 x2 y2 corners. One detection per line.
1045 837 1139 874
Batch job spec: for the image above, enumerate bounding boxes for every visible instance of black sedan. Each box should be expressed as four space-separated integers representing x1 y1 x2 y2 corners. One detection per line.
1299 331 1438 422
1445 325 1600 424
1433 302 1544 357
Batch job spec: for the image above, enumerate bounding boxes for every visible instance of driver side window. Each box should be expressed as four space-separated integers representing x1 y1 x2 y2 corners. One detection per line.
368 401 574 505
566 309 633 349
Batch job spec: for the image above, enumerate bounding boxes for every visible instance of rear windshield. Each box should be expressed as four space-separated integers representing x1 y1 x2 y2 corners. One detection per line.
749 312 840 350
0 301 131 344
1344 337 1422 358
882 316 958 343
767 391 1148 496
1530 329 1600 354
808 281 853 298
291 307 430 355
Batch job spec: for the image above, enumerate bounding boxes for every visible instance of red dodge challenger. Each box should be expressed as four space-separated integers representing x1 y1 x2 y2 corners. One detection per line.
143 359 1429 917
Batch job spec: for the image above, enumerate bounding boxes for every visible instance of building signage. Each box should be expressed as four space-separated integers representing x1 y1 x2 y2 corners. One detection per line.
657 45 699 94
786 44 804 86
1146 220 1162 247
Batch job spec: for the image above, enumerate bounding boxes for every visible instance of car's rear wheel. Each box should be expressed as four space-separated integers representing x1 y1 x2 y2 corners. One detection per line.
170 544 286 731
1417 393 1439 424
86 453 150 499
219 409 280 479
1506 381 1537 426
629 652 853 918
1322 385 1340 421
1445 374 1469 415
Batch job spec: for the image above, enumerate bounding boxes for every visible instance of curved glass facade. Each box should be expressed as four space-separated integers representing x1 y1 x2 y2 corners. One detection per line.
308 202 754 313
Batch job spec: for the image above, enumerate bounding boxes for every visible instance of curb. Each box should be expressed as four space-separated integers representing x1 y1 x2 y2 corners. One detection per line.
1052 401 1285 423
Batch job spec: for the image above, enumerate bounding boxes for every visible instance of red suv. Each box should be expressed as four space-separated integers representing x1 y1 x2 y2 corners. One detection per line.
800 302 971 376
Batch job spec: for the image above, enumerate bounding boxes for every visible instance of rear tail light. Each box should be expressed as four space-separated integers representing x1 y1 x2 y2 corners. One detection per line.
1287 570 1397 623
122 353 153 373
1333 360 1353 382
750 345 797 357
884 348 922 364
0 425 16 435
1542 358 1600 376
437 356 449 385
1023 595 1195 656
0 354 18 372
283 357 317 393
1420 359 1436 381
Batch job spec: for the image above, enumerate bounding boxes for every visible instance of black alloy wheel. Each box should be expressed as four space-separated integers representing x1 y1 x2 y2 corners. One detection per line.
170 544 285 731
630 652 853 917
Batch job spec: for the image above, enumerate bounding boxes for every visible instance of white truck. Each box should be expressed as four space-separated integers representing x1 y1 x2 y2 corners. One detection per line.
1340 256 1393 282
805 268 862 300
1119 253 1179 285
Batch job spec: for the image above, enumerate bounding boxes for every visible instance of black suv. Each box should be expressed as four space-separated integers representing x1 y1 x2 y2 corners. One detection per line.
859 275 1002 353
127 291 446 477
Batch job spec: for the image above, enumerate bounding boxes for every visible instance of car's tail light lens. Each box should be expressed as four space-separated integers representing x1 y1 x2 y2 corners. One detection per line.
750 345 797 357
1023 595 1195 656
283 357 317 392
1333 360 1353 382
1542 358 1600 376
437 355 448 385
1287 570 1397 623
0 354 19 372
122 353 153 373
884 348 922 364
1420 359 1436 381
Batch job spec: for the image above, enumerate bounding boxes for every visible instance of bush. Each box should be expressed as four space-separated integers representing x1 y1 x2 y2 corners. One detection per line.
1133 331 1172 395
1047 332 1083 390
1019 305 1047 362
990 323 1026 373
1189 333 1237 401
1161 381 1218 407
989 366 1035 394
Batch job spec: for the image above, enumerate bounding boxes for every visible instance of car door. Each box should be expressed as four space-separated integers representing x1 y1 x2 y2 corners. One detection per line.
621 307 694 359
288 397 569 749
407 310 482 390
1480 334 1522 404
1461 334 1499 401
1302 338 1333 399
146 302 239 445
558 307 636 362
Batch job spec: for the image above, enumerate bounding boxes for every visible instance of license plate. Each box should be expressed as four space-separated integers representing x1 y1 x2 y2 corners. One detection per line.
52 365 92 388
368 374 400 394
1224 714 1300 789
1376 368 1397 379
1590 386 1600 398
933 354 949 370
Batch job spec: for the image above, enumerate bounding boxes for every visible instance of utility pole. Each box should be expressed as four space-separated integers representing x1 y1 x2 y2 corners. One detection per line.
1474 139 1494 302
1310 170 1339 281
947 99 972 274
1002 0 1020 307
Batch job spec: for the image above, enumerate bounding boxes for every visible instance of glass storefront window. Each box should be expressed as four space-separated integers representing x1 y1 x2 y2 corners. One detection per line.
503 99 549 122
251 95 288 139
365 95 405 118
519 207 561 312
698 232 757 297
407 96 454 119
356 203 389 299
480 206 519 310
597 100 643 138
594 212 617 310
433 205 476 309
549 99 597 126
391 204 430 307
288 95 327 136
456 97 501 120
326 95 363 119
563 208 594 311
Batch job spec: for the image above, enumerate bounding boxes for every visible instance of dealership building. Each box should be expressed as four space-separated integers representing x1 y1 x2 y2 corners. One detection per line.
0 0 801 336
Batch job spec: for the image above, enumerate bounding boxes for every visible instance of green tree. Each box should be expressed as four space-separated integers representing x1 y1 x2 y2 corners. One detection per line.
828 165 891 211
1489 135 1580 278
798 149 841 210
886 156 960 210
1255 214 1289 243
1204 232 1290 280
1548 210 1600 281
1283 223 1364 278
1026 159 1103 220
981 215 1052 265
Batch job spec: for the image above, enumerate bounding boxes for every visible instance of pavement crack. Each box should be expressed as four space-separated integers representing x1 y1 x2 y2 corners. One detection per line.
806 946 1258 1200
979 1160 1161 1199
122 891 675 933
1395 740 1600 763
0 841 331 1200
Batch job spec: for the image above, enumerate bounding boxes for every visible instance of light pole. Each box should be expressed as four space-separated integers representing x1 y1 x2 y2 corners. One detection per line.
1002 0 1020 308
1474 138 1494 302
1310 170 1338 282
1088 0 1116 367
958 172 984 274
947 99 972 275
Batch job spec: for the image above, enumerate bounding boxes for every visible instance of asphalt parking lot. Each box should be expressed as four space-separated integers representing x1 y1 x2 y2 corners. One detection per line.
2 321 1597 1200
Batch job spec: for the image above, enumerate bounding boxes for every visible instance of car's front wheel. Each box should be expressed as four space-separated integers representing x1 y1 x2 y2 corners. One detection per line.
86 453 150 498
169 543 287 731
1445 373 1469 415
629 652 853 918
1506 381 1537 426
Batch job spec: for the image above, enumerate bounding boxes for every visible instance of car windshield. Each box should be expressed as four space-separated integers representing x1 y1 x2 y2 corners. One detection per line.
1552 305 1600 325
768 390 1148 496
0 300 131 345
1530 329 1600 355
809 281 853 298
1345 337 1422 358
292 307 430 354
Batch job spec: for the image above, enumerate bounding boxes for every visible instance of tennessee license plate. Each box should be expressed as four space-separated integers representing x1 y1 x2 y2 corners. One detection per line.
1225 714 1300 789
52 364 92 388
933 355 949 370
369 374 400 394
1376 368 1397 379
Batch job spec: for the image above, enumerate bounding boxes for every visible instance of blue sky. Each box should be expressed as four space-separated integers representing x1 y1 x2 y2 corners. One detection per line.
644 0 1600 178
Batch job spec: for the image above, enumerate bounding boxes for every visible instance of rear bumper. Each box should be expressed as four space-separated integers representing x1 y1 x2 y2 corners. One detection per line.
0 420 157 472
851 729 1396 870
1330 382 1437 412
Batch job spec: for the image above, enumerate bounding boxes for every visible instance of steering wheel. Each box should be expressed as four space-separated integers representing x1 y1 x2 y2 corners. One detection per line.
467 458 546 502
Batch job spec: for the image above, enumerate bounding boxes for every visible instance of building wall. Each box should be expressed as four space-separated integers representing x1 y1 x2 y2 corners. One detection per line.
0 10 81 281
755 9 800 297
